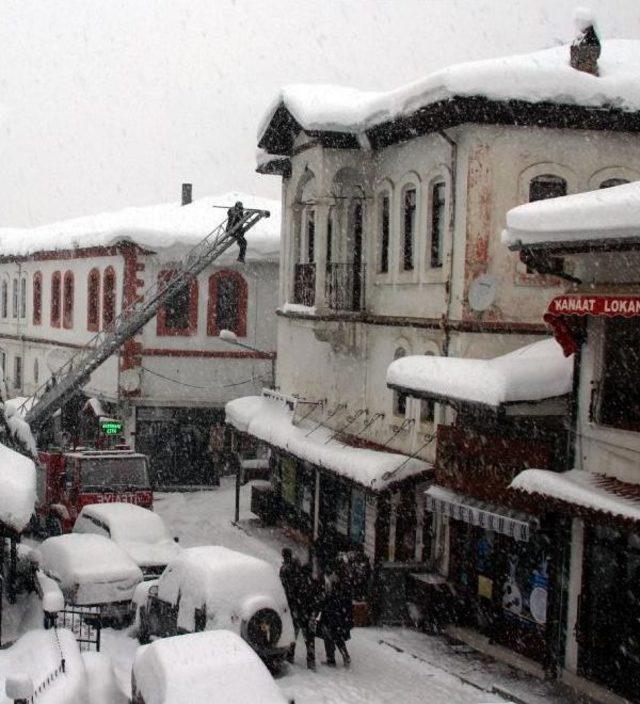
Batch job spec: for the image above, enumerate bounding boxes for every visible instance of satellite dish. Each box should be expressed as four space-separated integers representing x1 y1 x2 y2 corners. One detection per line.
120 368 141 393
45 348 72 375
468 274 498 312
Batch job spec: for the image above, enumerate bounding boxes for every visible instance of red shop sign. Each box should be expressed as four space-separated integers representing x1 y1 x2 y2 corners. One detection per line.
545 294 640 318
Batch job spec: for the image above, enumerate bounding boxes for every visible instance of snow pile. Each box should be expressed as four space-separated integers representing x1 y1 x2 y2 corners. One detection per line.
511 469 640 522
503 179 640 249
259 40 640 144
226 396 431 490
387 338 573 409
39 534 142 605
0 441 36 532
0 629 87 704
0 192 280 262
132 630 288 704
156 546 292 637
82 651 128 704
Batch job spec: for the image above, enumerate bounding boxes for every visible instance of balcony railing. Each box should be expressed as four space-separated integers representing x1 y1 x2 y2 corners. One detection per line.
293 263 316 306
325 262 366 312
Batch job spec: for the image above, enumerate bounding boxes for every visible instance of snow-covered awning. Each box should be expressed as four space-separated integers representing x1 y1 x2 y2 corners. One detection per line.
0 442 36 533
225 396 431 491
503 180 640 252
511 469 640 525
386 338 573 410
425 486 537 542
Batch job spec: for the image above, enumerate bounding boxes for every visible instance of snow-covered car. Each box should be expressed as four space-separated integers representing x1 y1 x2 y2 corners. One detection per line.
136 546 295 671
132 630 291 704
36 533 143 622
72 502 181 579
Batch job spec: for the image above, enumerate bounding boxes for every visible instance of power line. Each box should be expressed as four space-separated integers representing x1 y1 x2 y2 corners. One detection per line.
139 366 254 390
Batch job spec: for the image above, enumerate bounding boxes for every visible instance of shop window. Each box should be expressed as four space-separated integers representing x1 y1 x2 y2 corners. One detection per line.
62 271 74 329
393 347 408 416
13 356 22 392
50 271 61 327
401 186 416 271
157 271 198 336
11 278 18 319
19 276 26 319
598 318 640 431
430 182 446 268
420 399 435 424
33 272 42 325
600 178 629 189
529 174 567 203
207 270 247 337
1 280 7 319
350 488 366 544
394 490 417 562
379 193 390 274
102 266 116 331
87 268 100 332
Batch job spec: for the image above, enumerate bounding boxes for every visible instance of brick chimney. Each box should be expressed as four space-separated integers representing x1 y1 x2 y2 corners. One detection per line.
181 183 192 206
570 10 601 76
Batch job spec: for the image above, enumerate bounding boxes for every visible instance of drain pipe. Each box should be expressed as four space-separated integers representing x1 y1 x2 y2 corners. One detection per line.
437 130 457 358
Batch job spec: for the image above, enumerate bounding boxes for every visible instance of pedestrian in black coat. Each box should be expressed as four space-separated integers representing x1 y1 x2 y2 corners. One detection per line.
319 562 352 667
226 201 247 262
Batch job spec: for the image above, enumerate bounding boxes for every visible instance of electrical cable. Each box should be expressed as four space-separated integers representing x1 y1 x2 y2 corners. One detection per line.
139 365 254 390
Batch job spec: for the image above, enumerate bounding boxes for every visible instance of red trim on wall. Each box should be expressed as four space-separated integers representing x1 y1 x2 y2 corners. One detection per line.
32 271 42 326
87 268 101 332
120 244 145 397
156 270 198 337
143 348 275 359
62 270 74 329
207 270 248 337
0 242 150 264
102 266 116 331
50 271 61 328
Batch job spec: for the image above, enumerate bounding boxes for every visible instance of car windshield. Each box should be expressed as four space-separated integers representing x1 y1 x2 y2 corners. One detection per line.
80 457 149 489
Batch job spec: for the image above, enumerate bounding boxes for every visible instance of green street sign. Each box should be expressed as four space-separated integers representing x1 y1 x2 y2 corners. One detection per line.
100 419 123 436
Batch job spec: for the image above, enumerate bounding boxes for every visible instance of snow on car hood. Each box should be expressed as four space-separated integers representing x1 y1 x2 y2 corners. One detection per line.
119 539 181 568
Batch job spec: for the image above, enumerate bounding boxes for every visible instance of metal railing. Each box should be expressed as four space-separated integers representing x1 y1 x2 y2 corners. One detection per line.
293 263 316 306
325 262 366 312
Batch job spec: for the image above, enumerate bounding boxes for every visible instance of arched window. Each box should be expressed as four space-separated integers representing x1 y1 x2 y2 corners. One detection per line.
305 208 315 263
102 266 116 330
33 272 42 325
430 182 446 268
529 174 567 202
401 186 417 271
393 347 408 416
207 270 247 337
62 271 74 329
11 278 18 319
87 268 101 332
51 271 61 327
157 270 198 336
1 280 7 319
378 192 390 274
600 178 629 189
19 276 26 319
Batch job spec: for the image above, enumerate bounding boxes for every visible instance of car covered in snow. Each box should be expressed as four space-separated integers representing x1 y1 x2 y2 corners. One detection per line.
132 630 290 704
72 502 181 579
35 533 143 622
136 546 295 671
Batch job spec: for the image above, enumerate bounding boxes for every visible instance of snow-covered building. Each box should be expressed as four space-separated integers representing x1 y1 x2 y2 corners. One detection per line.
233 19 640 593
0 188 280 486
503 180 640 704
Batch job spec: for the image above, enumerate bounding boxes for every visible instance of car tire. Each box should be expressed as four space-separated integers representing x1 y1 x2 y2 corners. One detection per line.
244 608 283 651
138 608 151 644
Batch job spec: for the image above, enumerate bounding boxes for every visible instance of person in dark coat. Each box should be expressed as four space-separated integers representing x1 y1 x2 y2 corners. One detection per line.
226 201 247 262
319 562 353 667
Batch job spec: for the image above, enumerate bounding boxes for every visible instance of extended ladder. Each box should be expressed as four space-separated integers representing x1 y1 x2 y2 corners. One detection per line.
23 208 270 430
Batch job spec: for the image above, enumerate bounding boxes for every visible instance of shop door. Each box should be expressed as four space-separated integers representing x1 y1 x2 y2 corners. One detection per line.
580 525 640 702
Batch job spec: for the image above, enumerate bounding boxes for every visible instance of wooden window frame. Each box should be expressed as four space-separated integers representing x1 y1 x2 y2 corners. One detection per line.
51 271 61 327
402 186 416 272
87 268 101 332
207 270 247 338
379 193 390 274
102 266 116 331
62 270 74 329
33 272 42 325
430 182 446 269
156 270 198 337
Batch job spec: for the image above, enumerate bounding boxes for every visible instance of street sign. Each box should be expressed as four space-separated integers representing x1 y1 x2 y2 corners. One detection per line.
100 419 123 436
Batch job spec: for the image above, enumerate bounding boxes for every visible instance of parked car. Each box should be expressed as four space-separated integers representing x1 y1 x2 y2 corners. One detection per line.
131 630 291 704
135 546 295 671
35 533 143 623
72 503 181 579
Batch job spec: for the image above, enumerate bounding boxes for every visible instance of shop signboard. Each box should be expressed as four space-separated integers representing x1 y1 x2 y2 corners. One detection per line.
100 419 123 436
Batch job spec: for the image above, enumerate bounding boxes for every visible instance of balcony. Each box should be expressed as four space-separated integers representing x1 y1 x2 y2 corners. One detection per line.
293 263 316 306
325 262 366 312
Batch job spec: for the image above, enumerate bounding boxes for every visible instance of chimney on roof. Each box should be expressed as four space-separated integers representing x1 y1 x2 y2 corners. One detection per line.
181 183 192 206
570 9 601 76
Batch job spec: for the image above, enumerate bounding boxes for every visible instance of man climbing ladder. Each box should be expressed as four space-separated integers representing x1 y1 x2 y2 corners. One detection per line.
227 201 247 262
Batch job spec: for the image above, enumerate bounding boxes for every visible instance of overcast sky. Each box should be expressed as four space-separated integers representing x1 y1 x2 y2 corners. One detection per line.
0 0 638 227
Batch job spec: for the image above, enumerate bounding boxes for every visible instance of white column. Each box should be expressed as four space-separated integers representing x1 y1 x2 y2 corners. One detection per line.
564 517 584 673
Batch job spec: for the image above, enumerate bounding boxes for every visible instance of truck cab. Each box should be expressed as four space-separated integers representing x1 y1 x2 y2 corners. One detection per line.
36 449 153 535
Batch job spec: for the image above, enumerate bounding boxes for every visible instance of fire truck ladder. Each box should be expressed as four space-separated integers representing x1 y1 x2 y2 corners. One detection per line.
22 208 270 430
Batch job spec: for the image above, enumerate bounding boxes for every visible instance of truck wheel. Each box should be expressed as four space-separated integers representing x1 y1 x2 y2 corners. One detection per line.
46 517 63 537
245 609 282 651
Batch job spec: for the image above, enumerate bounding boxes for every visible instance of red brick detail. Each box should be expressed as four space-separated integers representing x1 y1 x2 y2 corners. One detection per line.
32 271 42 326
143 348 275 359
156 270 198 337
207 270 248 337
119 244 146 397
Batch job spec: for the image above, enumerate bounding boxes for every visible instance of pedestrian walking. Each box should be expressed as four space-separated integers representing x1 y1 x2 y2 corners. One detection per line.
226 200 247 262
319 561 353 667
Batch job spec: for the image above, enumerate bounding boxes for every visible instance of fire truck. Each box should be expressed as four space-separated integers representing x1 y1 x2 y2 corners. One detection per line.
19 206 270 536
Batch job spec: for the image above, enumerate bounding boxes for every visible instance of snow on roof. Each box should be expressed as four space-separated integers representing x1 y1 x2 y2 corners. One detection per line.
386 338 573 409
77 503 169 543
133 631 288 704
226 396 431 490
0 441 36 532
259 39 640 144
503 179 640 250
0 629 86 704
157 546 289 633
0 191 280 262
511 469 640 523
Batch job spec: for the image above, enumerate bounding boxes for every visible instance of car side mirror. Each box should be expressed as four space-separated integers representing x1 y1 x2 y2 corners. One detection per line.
173 536 179 543
149 585 158 598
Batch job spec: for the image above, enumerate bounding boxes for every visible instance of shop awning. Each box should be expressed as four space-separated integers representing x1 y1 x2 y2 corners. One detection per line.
511 469 640 525
544 292 640 356
425 485 537 542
